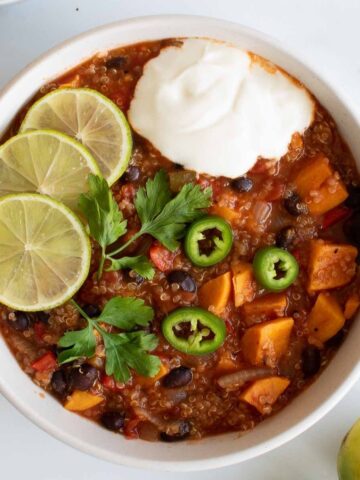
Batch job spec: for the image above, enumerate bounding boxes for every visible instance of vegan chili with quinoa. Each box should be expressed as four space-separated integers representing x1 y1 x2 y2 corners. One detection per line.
1 38 360 442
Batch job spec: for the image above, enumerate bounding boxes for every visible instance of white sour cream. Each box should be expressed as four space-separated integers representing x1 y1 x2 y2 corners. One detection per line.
128 39 314 177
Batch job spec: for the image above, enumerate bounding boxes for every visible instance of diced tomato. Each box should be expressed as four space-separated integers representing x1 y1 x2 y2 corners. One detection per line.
31 351 57 372
101 374 125 391
33 322 45 341
124 418 141 440
265 182 285 202
322 206 351 230
149 243 177 272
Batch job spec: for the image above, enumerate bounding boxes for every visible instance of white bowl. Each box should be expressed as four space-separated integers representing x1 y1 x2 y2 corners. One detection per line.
0 15 359 472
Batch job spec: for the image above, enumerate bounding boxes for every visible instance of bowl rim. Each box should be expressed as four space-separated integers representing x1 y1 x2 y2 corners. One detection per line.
1 14 360 471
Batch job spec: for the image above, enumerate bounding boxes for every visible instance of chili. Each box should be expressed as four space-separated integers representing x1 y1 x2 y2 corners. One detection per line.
162 307 226 355
253 246 299 291
184 215 233 267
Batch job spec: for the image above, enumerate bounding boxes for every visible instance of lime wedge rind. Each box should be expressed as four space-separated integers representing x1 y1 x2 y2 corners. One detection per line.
0 129 101 211
0 193 91 311
20 88 133 185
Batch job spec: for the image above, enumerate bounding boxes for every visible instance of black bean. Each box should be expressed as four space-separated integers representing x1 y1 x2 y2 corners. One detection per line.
69 364 99 391
82 304 101 318
344 212 360 249
162 366 193 388
301 345 321 378
101 411 125 432
283 192 308 217
231 176 253 193
276 226 296 250
123 166 140 182
8 311 32 331
160 420 190 442
105 56 127 69
167 270 197 293
51 369 70 397
36 311 50 324
345 185 360 210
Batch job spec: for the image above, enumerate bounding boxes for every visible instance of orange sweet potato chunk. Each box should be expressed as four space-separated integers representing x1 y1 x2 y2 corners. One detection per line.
241 317 294 367
307 240 358 292
135 362 169 387
293 154 348 215
198 272 232 315
231 262 255 307
210 205 240 224
240 376 290 414
242 293 288 318
344 293 360 320
65 391 104 411
307 292 345 342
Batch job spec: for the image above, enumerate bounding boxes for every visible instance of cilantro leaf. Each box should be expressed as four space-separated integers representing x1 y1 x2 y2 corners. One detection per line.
102 331 160 383
134 170 171 225
57 323 96 364
106 255 155 280
98 296 154 330
138 179 212 250
79 174 127 248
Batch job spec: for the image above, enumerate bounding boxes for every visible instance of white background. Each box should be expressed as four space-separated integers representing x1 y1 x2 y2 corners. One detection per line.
0 1 360 478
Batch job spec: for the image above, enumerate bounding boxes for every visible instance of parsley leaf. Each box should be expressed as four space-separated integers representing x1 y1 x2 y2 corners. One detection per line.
106 255 155 280
102 331 160 382
78 174 127 276
57 299 160 383
138 180 213 250
134 169 171 224
57 323 96 364
98 296 154 329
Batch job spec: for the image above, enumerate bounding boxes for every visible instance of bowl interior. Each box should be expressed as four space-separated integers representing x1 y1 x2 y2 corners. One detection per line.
0 16 359 471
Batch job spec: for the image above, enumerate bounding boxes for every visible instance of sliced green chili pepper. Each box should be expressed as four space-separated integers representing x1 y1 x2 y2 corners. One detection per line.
162 307 226 355
253 246 299 291
184 215 233 267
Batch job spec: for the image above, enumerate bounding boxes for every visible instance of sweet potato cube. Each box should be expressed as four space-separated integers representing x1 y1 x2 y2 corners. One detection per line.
241 317 294 367
136 361 169 387
307 292 345 342
65 391 104 411
308 240 357 292
198 272 232 314
231 262 255 307
242 293 288 319
344 293 360 320
293 154 348 215
308 180 348 216
210 205 240 224
216 351 239 373
240 376 290 414
294 154 333 197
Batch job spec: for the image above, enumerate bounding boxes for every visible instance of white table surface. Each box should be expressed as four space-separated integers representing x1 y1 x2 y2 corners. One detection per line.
0 0 360 478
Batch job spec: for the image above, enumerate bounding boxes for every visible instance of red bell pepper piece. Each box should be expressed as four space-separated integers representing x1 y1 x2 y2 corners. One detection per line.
101 374 125 392
33 322 45 341
149 243 177 272
322 206 351 230
31 351 57 372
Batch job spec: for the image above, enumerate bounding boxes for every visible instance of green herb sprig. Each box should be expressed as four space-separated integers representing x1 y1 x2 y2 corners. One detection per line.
57 297 160 383
79 171 212 279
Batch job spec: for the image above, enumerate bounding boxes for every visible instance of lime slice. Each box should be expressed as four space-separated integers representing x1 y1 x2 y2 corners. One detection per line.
0 193 91 311
0 130 101 212
20 88 132 185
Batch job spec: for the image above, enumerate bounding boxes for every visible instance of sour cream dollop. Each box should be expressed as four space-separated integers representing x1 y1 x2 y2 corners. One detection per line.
128 39 314 177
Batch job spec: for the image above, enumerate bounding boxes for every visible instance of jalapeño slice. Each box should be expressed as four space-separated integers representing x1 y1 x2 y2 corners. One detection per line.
253 246 299 291
162 307 226 355
184 215 233 267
